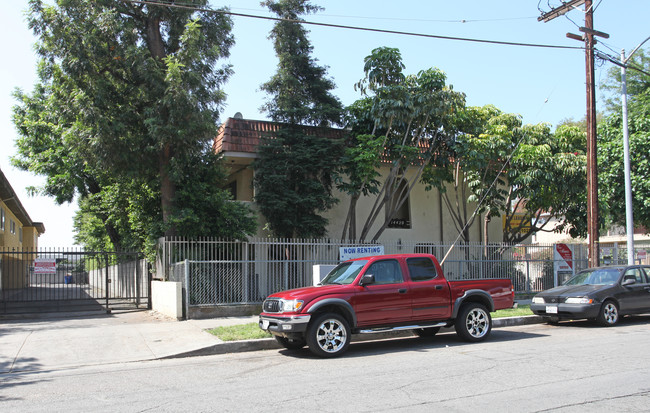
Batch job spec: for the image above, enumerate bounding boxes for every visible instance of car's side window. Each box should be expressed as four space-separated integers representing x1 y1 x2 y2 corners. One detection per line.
406 257 438 282
366 259 404 285
640 267 650 283
623 268 643 284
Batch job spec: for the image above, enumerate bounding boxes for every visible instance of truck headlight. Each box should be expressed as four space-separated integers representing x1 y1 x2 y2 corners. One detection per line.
279 299 304 313
565 297 593 304
532 296 545 304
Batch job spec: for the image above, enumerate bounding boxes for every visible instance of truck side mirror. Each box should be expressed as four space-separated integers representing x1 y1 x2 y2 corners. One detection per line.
360 274 375 285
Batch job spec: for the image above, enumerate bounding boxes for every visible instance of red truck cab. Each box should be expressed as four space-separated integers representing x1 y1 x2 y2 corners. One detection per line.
259 253 514 357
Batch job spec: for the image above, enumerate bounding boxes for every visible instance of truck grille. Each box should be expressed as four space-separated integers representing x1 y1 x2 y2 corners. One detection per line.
263 299 281 313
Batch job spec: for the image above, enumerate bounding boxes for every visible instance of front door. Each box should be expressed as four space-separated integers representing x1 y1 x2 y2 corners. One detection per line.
618 267 649 312
353 259 412 326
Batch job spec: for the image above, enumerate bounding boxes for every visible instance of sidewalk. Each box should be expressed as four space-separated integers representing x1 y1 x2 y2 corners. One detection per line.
0 309 542 373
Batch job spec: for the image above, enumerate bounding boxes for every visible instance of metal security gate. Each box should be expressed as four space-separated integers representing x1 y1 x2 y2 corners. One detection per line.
0 248 150 315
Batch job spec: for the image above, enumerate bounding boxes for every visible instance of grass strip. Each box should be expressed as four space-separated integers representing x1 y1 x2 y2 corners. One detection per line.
208 323 271 341
492 304 532 318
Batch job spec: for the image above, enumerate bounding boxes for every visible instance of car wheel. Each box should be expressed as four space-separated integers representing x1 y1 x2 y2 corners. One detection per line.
455 303 492 342
274 336 306 350
306 313 351 358
414 327 441 338
596 300 619 327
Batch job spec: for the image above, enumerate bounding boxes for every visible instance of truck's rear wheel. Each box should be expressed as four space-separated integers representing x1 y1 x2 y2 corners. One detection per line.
455 303 492 342
306 313 351 358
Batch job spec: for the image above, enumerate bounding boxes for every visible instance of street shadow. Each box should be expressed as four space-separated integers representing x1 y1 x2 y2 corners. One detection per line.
278 328 548 359
0 356 49 403
545 313 650 329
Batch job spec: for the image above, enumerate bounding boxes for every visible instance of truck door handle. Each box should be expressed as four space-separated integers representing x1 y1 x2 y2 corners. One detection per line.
398 288 407 294
435 285 443 290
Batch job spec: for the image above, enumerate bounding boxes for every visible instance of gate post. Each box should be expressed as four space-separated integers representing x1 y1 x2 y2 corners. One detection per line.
184 259 190 319
135 254 141 308
105 252 111 314
244 242 249 303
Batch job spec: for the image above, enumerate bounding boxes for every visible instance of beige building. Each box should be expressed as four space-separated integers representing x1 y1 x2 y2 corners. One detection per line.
214 116 504 243
1 168 46 289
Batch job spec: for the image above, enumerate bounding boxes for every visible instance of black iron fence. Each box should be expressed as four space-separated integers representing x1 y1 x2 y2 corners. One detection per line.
0 247 150 314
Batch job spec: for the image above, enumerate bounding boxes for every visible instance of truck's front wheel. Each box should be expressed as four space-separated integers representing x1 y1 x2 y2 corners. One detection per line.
455 303 492 342
306 313 351 358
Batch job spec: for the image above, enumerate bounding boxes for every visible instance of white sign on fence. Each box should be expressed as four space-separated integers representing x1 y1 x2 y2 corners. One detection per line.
553 243 575 286
339 246 384 261
34 258 57 274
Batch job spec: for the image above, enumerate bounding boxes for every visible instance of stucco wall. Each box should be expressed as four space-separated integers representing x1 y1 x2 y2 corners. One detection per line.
322 167 504 244
232 164 510 244
0 202 22 249
152 281 183 319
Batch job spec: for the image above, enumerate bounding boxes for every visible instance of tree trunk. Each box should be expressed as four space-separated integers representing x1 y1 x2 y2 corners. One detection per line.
146 16 176 236
160 143 176 236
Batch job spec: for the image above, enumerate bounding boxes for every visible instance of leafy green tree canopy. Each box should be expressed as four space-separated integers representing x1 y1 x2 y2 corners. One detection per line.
253 0 343 238
343 47 465 241
12 0 255 251
424 105 587 244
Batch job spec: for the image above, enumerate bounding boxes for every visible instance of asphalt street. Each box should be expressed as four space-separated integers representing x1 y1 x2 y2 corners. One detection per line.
3 316 650 412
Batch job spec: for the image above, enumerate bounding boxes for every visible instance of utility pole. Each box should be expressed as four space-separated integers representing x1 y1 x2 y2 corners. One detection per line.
584 0 599 268
539 0 602 267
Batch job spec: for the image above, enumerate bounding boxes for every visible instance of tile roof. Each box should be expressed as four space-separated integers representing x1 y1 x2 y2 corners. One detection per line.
213 117 346 155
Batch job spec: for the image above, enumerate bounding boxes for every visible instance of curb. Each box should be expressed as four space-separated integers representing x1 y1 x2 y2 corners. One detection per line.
163 315 545 359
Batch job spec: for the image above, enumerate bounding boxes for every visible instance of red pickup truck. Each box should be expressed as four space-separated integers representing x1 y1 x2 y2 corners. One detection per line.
259 253 514 357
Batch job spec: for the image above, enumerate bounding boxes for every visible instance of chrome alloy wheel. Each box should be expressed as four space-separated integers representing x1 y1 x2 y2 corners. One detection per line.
315 318 347 353
465 307 490 339
602 302 618 325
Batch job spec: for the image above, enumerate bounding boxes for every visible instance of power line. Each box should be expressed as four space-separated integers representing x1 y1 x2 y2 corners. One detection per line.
229 6 538 24
595 49 650 77
120 0 583 50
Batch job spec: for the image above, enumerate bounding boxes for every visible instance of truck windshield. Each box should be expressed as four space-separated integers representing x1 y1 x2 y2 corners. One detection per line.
320 260 368 285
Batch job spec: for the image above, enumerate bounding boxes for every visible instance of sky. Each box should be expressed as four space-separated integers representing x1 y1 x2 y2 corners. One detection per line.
1 0 648 247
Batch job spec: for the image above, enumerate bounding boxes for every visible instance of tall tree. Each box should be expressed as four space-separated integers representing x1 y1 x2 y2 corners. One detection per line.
424 105 588 244
598 91 650 232
600 48 650 113
253 0 343 238
597 47 650 234
12 0 255 251
336 97 383 240
343 47 464 241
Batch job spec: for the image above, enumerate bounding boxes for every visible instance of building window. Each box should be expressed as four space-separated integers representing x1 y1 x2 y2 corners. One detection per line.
10 219 16 234
0 206 4 231
386 178 411 229
19 227 23 242
227 180 237 200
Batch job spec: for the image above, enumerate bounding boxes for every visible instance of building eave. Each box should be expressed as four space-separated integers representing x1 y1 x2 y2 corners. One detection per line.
0 168 46 234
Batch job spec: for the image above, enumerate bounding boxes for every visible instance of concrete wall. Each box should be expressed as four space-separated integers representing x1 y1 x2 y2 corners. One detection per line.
188 304 262 319
88 259 148 299
152 281 183 319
